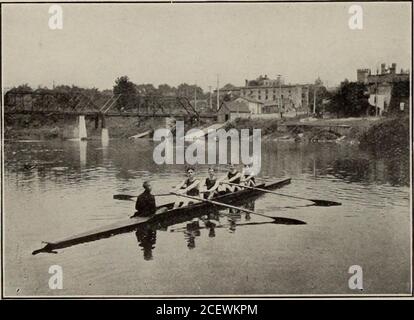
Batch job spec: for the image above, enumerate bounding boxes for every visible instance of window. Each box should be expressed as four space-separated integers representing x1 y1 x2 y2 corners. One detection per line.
258 90 261 94
273 95 276 100
258 95 261 100
266 95 268 100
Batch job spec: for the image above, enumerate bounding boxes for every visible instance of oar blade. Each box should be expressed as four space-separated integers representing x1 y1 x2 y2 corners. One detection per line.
310 199 342 207
272 217 307 225
113 194 136 201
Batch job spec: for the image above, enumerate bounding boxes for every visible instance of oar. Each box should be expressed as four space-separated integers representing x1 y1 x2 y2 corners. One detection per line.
221 182 341 207
113 193 171 201
114 190 209 201
170 192 306 225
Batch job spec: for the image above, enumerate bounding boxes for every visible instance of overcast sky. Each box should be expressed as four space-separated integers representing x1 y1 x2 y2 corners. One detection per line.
2 2 411 91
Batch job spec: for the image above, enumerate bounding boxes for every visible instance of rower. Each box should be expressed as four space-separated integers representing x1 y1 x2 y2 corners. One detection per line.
221 164 243 193
173 167 201 208
241 163 256 187
202 167 220 199
131 181 156 218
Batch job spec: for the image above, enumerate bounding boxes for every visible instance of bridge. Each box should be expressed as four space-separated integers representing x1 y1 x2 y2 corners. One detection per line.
3 90 216 125
284 122 352 139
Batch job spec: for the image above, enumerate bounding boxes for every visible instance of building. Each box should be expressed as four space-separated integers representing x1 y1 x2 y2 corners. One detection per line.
239 75 310 113
357 63 410 114
357 63 410 85
217 98 254 122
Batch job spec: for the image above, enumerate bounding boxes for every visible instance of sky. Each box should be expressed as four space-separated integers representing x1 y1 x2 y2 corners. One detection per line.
2 2 412 91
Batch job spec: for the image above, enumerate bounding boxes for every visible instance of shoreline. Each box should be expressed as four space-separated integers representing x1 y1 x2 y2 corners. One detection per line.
4 115 409 154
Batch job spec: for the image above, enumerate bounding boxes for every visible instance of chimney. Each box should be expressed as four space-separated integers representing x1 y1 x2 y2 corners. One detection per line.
245 79 248 86
381 63 386 74
390 63 397 74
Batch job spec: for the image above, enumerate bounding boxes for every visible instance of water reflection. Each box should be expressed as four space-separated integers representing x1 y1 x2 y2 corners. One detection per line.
4 139 409 188
260 142 409 187
79 140 87 167
135 226 157 261
131 198 271 258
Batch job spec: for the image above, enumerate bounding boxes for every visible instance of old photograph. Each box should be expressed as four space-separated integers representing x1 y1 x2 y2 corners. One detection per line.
1 1 412 298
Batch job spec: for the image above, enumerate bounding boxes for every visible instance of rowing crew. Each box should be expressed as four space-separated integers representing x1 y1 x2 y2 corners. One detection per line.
173 164 256 208
132 164 256 217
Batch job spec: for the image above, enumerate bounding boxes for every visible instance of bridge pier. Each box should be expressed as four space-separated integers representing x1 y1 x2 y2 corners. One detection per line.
101 114 106 128
95 114 99 129
94 113 107 129
78 115 87 140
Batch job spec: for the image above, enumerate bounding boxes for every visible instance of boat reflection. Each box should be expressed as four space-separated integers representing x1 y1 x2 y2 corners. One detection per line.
134 199 275 258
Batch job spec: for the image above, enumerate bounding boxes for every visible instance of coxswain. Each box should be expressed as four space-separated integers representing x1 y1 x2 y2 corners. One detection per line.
131 181 156 218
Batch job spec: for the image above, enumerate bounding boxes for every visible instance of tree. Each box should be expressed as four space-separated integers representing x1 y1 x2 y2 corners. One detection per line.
113 76 137 110
9 84 33 93
222 83 236 90
135 83 157 95
177 83 204 99
388 80 409 114
326 80 369 117
308 83 331 115
158 84 176 96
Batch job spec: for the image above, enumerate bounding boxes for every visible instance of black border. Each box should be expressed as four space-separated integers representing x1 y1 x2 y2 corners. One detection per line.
0 0 413 300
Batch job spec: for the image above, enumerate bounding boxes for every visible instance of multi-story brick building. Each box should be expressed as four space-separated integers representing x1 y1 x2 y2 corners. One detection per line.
238 75 310 113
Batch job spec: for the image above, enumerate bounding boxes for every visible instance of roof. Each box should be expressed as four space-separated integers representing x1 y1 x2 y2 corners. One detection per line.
242 84 310 89
263 101 279 107
220 100 251 113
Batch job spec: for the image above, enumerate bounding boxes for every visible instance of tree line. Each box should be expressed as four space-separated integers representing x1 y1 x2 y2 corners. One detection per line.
5 76 228 112
312 79 409 117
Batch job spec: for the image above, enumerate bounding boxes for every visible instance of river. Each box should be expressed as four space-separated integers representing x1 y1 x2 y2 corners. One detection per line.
3 138 411 296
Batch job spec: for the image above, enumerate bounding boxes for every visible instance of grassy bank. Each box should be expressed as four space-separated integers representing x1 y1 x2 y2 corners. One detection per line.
359 116 409 156
222 115 408 146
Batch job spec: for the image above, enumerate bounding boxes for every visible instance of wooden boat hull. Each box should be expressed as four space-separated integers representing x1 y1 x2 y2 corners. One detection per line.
32 178 291 255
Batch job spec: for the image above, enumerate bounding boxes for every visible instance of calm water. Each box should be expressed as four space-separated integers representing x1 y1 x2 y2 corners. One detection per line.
3 138 411 296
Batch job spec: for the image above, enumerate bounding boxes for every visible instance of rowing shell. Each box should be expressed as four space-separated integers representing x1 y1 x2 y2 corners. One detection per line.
32 178 292 255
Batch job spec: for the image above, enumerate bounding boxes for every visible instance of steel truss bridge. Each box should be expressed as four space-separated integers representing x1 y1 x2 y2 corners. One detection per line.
3 91 216 122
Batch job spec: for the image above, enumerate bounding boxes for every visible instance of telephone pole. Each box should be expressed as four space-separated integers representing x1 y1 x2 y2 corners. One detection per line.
209 86 212 109
216 74 220 111
194 83 197 110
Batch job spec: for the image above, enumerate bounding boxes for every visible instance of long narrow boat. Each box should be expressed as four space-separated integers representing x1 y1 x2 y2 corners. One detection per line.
32 178 294 255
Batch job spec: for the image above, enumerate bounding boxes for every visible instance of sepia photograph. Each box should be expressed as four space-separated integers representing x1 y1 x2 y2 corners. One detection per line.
1 1 412 298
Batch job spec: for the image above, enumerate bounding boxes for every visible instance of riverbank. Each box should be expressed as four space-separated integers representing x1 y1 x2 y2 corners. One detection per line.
4 115 169 140
360 115 410 156
224 115 409 151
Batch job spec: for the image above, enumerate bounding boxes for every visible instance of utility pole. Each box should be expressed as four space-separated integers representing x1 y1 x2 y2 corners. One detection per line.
194 83 197 111
209 86 212 110
375 69 379 117
313 85 317 114
216 74 220 111
277 74 283 117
